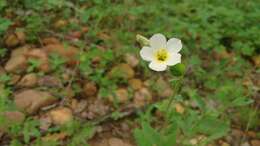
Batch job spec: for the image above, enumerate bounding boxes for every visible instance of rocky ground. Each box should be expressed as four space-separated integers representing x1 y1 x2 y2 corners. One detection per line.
0 31 176 145
0 31 259 146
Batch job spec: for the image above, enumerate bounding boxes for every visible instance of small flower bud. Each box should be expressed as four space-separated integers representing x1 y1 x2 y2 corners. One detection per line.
170 63 186 76
136 34 150 46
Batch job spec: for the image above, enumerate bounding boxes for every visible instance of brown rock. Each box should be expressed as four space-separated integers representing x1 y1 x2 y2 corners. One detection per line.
108 63 134 79
83 82 97 97
14 90 58 114
5 31 25 47
12 45 31 57
38 76 63 88
5 55 27 73
49 107 73 125
71 99 87 113
231 129 244 138
61 68 74 81
241 142 250 146
247 131 257 138
0 111 25 132
15 31 26 44
143 79 152 87
85 99 109 119
44 44 79 63
81 27 89 33
109 88 129 103
0 66 5 75
251 140 260 146
89 139 109 146
221 142 230 146
0 131 3 138
26 49 50 72
71 99 78 110
53 19 68 29
62 73 70 81
39 114 52 131
63 86 75 98
42 37 60 45
175 103 185 114
4 46 31 73
252 55 260 67
5 34 19 47
108 138 133 146
9 74 21 85
3 111 25 124
121 123 130 132
129 78 143 90
134 88 152 108
125 53 139 67
190 138 198 145
17 73 37 87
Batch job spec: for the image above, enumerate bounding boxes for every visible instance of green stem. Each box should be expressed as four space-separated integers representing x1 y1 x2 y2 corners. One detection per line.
165 76 184 122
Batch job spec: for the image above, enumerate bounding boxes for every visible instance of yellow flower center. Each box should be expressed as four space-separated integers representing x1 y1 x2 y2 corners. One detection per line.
155 48 169 62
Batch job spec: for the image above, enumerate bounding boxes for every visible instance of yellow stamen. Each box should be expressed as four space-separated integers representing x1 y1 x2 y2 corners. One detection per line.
155 48 169 62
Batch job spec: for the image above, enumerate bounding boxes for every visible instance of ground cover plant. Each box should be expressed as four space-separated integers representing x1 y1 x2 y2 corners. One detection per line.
0 0 259 146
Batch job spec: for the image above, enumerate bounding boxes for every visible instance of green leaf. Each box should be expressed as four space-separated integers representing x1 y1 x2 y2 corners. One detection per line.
49 53 66 71
134 122 160 146
0 17 12 35
0 0 6 10
0 74 11 83
81 9 91 23
10 139 23 146
134 121 177 146
27 58 41 72
0 48 7 57
188 90 206 111
231 96 254 107
163 124 177 146
134 129 152 146
195 116 229 142
22 119 41 144
68 123 95 146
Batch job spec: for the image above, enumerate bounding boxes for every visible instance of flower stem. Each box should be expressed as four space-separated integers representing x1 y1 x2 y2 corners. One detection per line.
166 76 183 112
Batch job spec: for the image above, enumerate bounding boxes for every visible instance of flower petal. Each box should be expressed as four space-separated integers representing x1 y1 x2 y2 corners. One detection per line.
166 38 182 53
166 53 181 66
140 46 154 61
150 33 167 49
149 61 167 71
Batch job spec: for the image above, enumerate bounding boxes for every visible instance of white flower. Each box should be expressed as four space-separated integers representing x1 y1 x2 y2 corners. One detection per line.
140 33 182 71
